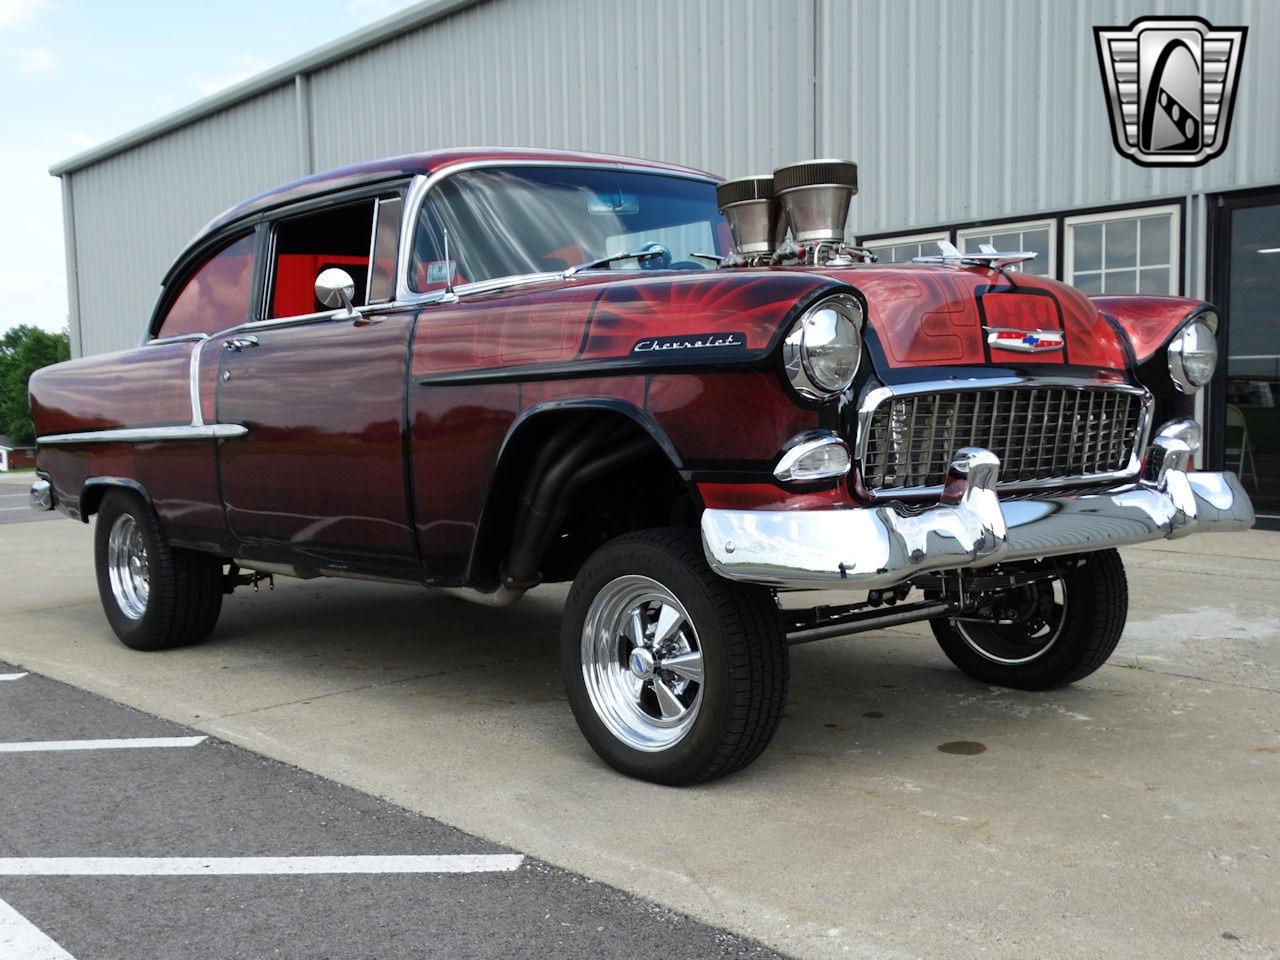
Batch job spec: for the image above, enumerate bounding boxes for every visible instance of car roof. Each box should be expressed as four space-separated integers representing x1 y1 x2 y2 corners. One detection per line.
199 147 719 240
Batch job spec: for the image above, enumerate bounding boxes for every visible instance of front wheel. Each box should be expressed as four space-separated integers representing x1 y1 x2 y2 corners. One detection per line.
94 490 224 651
561 529 788 785
931 549 1128 690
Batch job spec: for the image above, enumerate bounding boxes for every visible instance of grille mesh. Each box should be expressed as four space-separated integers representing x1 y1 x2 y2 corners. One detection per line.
861 387 1144 493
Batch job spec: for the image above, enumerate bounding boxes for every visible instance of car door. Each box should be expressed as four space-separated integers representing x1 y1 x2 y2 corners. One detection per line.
214 190 421 573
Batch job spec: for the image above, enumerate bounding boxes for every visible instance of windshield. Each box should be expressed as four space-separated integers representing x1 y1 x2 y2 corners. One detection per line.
409 166 730 291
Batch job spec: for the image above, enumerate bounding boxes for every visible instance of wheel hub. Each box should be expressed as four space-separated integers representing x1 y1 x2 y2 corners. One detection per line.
628 646 655 680
107 513 150 621
580 575 705 753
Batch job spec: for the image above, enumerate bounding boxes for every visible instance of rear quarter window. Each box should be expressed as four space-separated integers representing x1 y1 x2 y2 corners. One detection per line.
155 233 256 339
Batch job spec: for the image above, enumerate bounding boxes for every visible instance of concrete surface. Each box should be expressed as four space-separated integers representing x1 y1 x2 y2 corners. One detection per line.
2 470 1277 960
0 661 783 959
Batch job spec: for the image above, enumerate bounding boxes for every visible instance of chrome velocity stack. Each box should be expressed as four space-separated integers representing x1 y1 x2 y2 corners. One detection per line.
773 159 859 245
715 175 779 258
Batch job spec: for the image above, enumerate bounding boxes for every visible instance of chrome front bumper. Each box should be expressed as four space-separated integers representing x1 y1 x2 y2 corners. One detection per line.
701 437 1255 591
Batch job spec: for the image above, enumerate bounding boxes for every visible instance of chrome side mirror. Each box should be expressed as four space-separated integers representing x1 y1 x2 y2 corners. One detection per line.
314 268 359 318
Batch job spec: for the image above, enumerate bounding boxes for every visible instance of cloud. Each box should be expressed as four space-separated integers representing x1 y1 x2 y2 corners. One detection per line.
14 46 52 72
0 0 50 29
189 54 270 97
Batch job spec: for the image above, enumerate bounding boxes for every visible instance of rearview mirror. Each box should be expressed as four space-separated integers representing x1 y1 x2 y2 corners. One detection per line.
315 268 359 318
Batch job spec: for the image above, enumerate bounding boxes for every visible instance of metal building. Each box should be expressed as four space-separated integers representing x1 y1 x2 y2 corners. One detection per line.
51 0 1280 519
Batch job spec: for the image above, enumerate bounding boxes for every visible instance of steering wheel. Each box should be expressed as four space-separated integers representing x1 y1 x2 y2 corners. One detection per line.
639 242 672 269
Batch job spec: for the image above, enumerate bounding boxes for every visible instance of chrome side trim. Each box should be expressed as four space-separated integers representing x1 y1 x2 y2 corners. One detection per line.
852 376 1152 500
38 425 248 445
188 335 210 426
703 438 1255 592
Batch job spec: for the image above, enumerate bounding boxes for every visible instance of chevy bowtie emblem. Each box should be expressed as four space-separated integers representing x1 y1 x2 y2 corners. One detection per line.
1094 16 1247 168
985 328 1065 353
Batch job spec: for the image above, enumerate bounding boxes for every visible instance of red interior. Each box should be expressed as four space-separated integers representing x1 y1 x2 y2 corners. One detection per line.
273 254 368 317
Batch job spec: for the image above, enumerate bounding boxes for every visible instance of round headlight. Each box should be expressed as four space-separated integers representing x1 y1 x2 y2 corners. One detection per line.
1168 314 1218 393
783 294 863 399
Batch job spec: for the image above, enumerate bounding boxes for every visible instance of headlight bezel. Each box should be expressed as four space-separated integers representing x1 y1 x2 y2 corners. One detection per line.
782 293 864 401
1167 311 1219 394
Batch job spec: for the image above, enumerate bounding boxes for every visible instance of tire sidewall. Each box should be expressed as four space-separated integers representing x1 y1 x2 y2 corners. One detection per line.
933 550 1126 689
561 536 735 784
94 491 167 650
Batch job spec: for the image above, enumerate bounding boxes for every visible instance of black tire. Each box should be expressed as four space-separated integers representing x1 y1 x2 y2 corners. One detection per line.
93 490 224 651
561 529 788 785
931 549 1128 690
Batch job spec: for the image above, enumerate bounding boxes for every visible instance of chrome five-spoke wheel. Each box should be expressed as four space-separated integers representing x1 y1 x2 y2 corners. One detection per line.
107 512 150 620
581 575 705 752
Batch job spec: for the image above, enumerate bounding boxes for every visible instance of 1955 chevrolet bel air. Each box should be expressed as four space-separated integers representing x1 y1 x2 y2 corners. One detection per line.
28 149 1255 784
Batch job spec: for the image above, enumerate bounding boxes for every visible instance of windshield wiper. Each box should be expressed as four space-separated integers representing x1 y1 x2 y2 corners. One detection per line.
563 248 666 278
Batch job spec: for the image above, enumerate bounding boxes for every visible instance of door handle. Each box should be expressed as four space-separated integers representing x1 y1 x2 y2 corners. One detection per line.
224 336 260 352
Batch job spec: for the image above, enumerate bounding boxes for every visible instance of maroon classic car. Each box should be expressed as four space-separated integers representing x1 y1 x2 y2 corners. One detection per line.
29 148 1253 784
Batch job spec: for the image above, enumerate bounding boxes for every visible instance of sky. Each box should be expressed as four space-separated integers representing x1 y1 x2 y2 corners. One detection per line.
0 0 423 335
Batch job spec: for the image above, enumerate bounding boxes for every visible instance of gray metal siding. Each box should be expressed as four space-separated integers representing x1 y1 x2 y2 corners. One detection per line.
833 0 1280 237
65 86 298 356
304 0 813 177
56 0 1280 355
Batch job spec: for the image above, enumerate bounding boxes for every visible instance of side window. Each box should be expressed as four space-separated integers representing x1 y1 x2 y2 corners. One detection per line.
154 233 255 339
268 200 376 319
368 196 403 304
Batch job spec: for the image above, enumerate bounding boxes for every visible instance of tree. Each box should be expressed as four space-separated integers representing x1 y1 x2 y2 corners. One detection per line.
0 325 70 444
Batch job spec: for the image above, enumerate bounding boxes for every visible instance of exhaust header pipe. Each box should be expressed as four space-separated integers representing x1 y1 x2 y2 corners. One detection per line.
716 175 779 257
773 159 859 245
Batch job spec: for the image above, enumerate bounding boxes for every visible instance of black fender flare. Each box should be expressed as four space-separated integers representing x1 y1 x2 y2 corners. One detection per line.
464 397 694 587
78 476 153 522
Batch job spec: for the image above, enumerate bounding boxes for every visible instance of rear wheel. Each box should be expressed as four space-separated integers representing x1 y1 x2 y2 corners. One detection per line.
561 529 787 785
94 490 224 651
931 549 1127 690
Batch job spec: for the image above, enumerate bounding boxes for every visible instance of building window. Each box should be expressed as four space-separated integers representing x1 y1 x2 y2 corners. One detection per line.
957 220 1055 276
860 231 950 264
1065 205 1179 295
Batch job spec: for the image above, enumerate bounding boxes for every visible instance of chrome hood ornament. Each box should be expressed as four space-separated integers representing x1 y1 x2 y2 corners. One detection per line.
913 240 1038 270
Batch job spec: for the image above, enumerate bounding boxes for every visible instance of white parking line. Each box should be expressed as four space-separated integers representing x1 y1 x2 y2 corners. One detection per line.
0 673 29 682
0 506 34 512
0 736 207 753
0 855 524 875
0 895 76 959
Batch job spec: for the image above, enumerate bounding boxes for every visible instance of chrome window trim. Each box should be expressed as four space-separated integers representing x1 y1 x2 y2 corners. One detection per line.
852 376 1153 501
38 424 248 446
395 161 720 305
145 333 207 347
363 196 382 306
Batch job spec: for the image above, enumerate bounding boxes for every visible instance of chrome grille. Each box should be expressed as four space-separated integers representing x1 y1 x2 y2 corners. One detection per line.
860 386 1145 494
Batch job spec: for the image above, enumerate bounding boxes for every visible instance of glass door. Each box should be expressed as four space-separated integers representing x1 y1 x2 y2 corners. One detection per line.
1211 191 1280 525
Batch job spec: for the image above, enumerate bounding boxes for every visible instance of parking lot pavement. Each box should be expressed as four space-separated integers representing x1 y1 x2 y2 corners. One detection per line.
1 510 1277 960
0 662 783 959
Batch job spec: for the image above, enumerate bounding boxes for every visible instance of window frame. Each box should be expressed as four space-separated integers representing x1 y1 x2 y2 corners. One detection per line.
956 218 1058 277
1063 203 1182 296
396 162 725 303
244 180 411 330
858 230 952 264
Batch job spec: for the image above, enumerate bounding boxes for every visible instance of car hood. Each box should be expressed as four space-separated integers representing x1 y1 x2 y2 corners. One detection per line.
411 264 1128 381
